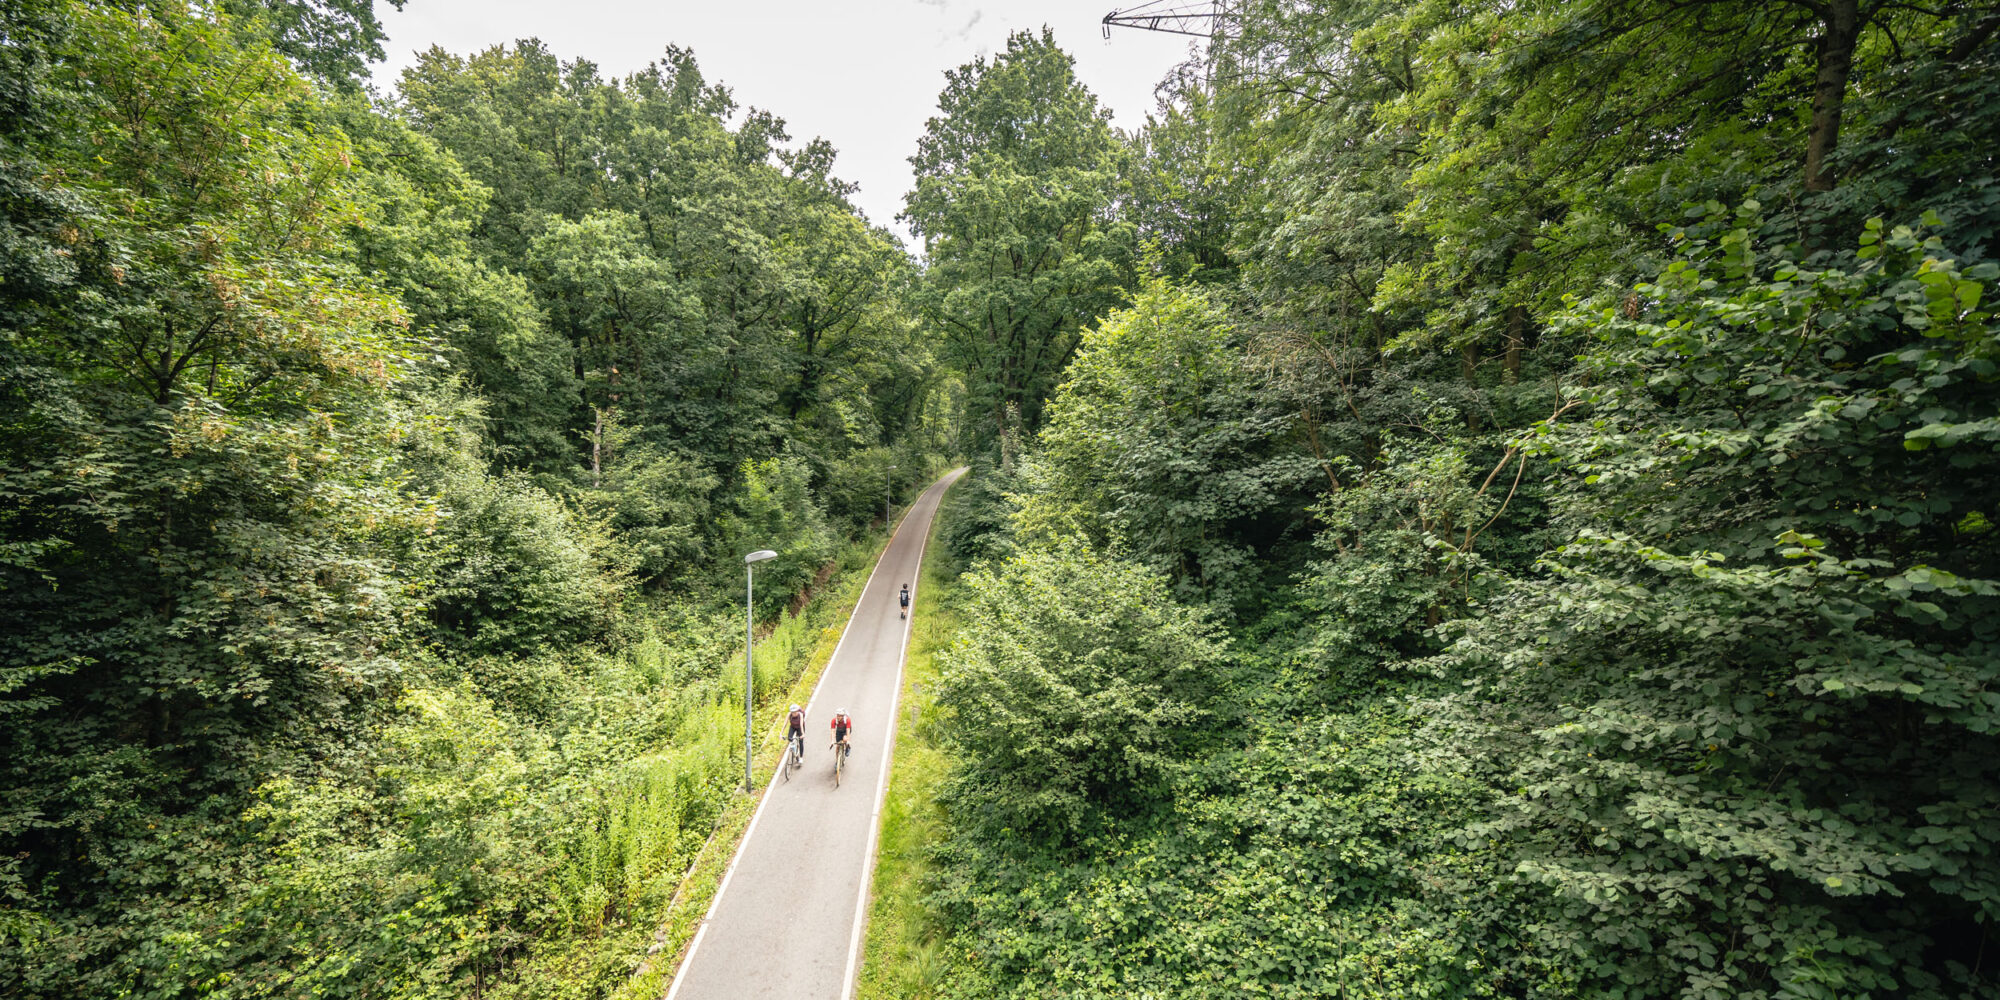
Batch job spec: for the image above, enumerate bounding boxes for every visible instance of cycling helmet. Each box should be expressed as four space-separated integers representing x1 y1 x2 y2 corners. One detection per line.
790 703 800 712
838 708 847 716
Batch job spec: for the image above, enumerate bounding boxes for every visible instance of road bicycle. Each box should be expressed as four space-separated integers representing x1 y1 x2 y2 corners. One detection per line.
780 732 803 783
831 738 851 787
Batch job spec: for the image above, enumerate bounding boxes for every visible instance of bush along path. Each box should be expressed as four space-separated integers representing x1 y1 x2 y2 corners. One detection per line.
663 468 967 1000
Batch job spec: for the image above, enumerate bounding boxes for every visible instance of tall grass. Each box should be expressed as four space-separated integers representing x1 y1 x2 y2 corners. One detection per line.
221 529 890 1000
504 529 886 997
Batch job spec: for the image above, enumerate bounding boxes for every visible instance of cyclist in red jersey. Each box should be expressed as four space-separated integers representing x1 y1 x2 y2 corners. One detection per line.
829 709 853 761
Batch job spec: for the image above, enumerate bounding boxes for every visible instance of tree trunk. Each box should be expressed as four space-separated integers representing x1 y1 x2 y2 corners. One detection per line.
1945 15 1999 62
1804 0 1861 193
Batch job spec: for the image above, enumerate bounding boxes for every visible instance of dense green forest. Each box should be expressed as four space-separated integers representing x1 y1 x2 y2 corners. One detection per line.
3 0 1998 998
907 4 2000 999
1 1 952 995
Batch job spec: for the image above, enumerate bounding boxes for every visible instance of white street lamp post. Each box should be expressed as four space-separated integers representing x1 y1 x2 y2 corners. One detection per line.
885 464 897 525
743 549 777 791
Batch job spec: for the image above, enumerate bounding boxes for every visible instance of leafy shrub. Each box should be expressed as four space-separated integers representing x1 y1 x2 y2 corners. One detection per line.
937 458 1022 574
592 443 719 588
420 471 627 656
1294 440 1487 696
717 455 836 607
928 705 1524 1000
1032 277 1317 608
937 542 1230 838
818 445 902 530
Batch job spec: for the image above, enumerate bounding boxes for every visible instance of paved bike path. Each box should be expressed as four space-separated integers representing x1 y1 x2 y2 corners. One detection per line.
667 467 965 1000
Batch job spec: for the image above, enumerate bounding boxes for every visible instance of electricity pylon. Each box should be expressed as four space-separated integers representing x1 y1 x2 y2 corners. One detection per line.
1101 1 1231 39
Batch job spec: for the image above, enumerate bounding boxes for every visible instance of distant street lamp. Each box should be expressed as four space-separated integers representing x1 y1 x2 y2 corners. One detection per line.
743 548 777 791
886 464 897 525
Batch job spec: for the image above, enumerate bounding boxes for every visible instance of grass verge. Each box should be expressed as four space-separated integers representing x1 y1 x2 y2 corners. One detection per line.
854 506 962 999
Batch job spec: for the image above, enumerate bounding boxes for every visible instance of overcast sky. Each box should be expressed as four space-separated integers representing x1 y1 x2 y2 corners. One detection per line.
367 0 1201 248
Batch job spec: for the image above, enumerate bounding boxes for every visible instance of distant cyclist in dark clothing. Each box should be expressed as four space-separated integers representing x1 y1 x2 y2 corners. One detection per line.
899 583 911 619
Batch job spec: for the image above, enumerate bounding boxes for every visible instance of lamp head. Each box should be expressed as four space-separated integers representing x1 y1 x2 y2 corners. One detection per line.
745 549 777 564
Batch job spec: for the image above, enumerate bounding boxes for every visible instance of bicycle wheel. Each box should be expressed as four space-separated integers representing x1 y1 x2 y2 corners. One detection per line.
833 742 843 787
781 739 794 783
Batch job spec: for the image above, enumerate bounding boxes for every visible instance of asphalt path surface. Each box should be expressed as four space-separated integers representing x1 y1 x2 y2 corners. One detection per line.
667 467 965 1000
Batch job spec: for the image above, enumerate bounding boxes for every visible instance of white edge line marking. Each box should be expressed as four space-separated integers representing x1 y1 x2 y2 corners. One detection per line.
840 468 964 1000
664 470 954 1000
